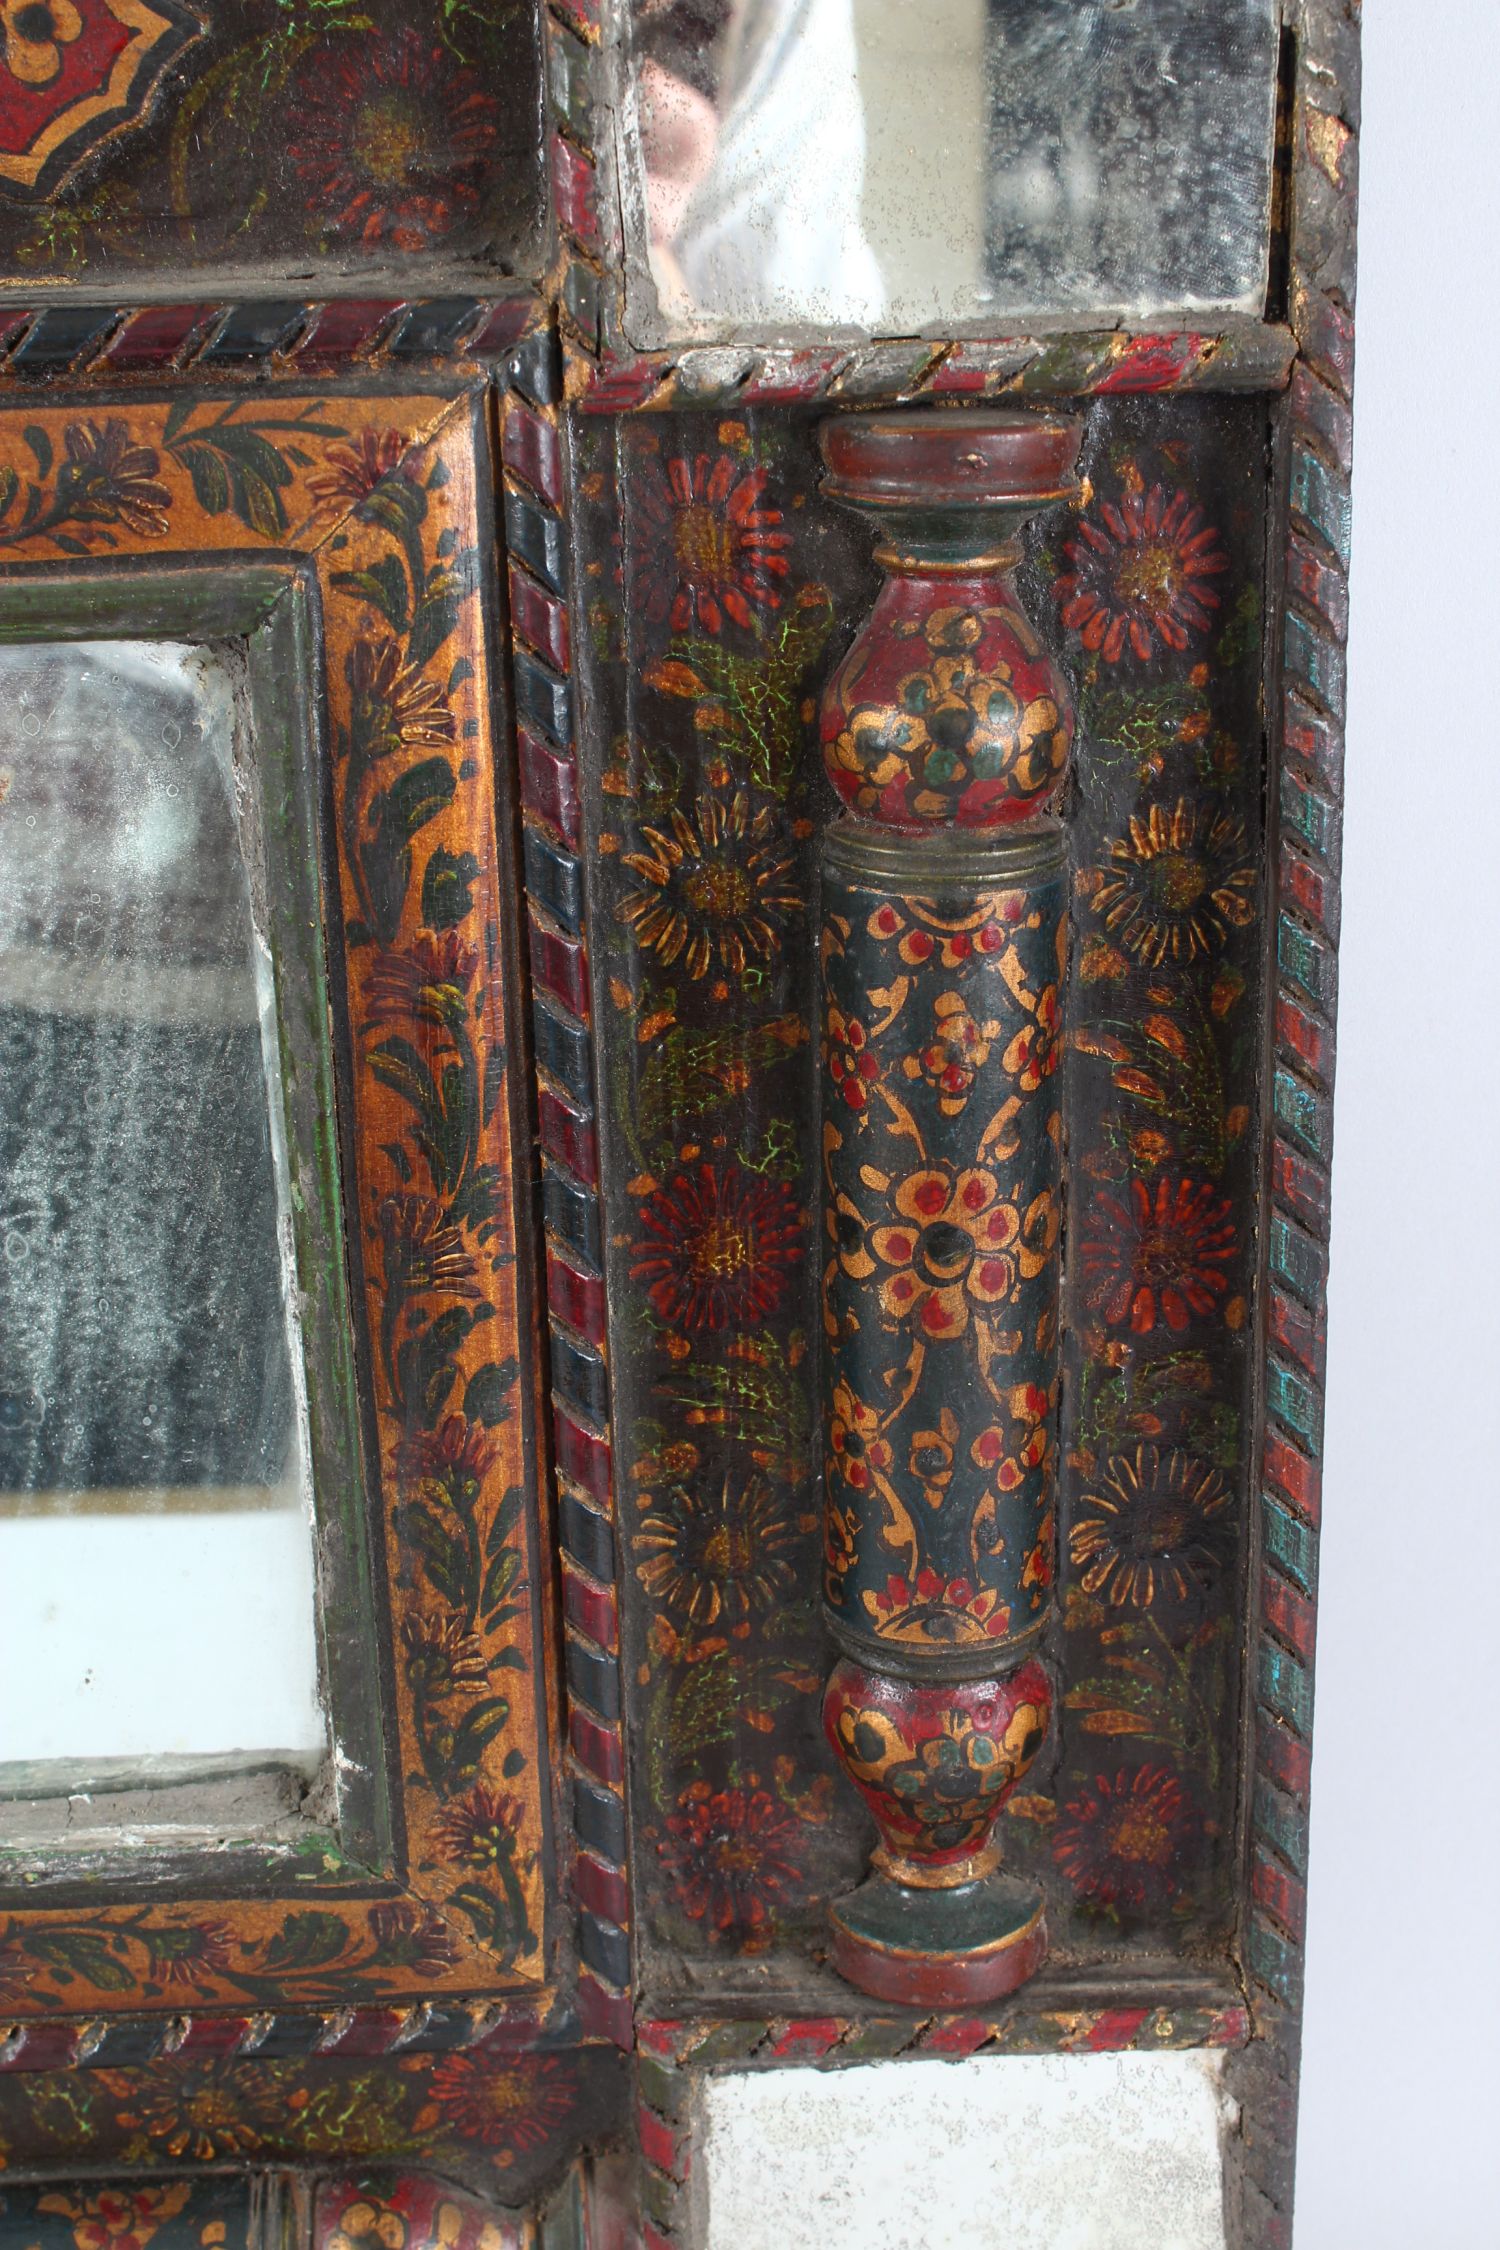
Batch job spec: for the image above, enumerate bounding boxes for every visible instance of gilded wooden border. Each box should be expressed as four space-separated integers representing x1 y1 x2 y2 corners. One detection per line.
0 384 557 2020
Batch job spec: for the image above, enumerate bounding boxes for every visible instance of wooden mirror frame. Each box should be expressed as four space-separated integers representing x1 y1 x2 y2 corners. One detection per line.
0 381 564 2027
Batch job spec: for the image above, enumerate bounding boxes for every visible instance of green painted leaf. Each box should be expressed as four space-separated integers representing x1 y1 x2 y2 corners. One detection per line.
22 426 50 479
260 1910 350 1972
480 1547 520 1618
25 1928 135 1991
402 1501 469 1608
421 844 480 930
331 553 409 633
448 1696 510 1779
464 1360 517 1427
361 757 457 944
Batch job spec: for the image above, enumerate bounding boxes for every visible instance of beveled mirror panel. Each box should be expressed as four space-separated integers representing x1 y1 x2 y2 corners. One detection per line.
0 641 325 1795
619 0 1281 340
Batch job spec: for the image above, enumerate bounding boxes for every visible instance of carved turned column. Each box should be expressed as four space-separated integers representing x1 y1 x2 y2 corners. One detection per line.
816 410 1083 2005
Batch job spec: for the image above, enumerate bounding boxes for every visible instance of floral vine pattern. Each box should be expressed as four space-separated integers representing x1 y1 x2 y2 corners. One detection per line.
0 2 541 273
0 391 546 2010
0 2048 627 2199
580 396 1266 1968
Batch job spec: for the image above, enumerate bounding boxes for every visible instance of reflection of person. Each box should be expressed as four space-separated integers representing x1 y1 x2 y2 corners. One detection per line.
635 0 886 330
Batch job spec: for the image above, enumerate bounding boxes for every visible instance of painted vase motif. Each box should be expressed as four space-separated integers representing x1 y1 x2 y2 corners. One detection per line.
816 408 1082 2007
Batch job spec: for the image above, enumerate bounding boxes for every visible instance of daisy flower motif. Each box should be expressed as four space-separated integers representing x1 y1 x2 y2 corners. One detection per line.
871 1166 1020 1340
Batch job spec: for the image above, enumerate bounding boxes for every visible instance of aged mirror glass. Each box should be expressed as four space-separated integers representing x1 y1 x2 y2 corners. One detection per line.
620 0 1281 340
0 641 325 1807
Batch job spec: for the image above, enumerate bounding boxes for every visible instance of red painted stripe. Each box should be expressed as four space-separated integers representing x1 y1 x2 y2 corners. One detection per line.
538 1083 598 1182
1258 1716 1312 1800
637 2020 685 2059
105 303 222 368
570 1704 624 1788
1252 1847 1308 1940
918 2019 992 2056
0 2022 81 2070
1286 530 1350 638
173 2013 256 2057
1283 687 1344 796
316 2008 411 2057
518 720 581 848
578 1967 632 2048
1277 993 1327 1080
1094 332 1206 393
554 1406 611 1501
637 2102 684 2179
576 1847 630 1927
1280 845 1333 937
529 912 591 1019
581 357 669 412
767 2018 842 2060
502 389 565 508
509 563 571 672
293 299 404 365
465 301 536 358
551 134 599 245
547 1241 606 1347
1272 1139 1330 1233
1083 2006 1152 2051
1290 360 1354 472
1263 1571 1317 1663
563 1555 619 1650
1263 1428 1321 1524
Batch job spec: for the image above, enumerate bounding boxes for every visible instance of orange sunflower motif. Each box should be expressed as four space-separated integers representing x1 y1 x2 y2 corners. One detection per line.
864 1566 1012 1646
1069 1445 1232 1613
618 790 800 981
1089 797 1257 966
634 451 792 635
871 1166 1020 1340
1055 484 1228 663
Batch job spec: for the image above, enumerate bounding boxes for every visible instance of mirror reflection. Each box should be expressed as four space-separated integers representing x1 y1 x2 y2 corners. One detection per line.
0 642 325 1797
625 0 1280 339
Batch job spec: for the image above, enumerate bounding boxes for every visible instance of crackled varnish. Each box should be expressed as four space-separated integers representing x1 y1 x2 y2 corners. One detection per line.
817 409 1082 2004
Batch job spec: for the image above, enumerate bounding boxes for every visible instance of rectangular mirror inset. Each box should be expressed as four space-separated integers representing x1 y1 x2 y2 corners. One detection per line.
0 641 326 1813
624 0 1280 340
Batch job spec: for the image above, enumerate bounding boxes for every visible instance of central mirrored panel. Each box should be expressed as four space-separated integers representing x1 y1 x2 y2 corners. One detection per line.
0 641 326 1807
620 0 1280 340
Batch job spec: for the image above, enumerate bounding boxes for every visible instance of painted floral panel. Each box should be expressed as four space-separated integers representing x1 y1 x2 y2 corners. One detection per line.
0 2 542 283
578 394 1269 1978
0 389 550 2012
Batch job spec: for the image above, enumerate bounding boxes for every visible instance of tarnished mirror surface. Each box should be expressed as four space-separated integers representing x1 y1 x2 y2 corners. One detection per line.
0 642 325 1802
620 0 1280 340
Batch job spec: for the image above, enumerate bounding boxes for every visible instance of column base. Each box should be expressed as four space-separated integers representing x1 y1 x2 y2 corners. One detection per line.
828 1868 1048 2007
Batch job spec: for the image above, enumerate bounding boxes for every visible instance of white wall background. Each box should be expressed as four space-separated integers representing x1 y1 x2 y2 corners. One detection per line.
1293 2 1500 2243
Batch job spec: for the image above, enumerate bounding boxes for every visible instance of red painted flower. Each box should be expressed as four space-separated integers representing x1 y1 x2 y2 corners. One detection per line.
434 1785 526 1871
1055 485 1228 663
285 27 500 252
141 1920 233 1990
396 1412 499 1505
365 929 478 1035
1053 1764 1199 1910
38 2186 193 2250
347 636 456 755
659 1781 802 1950
633 452 792 634
55 418 171 538
1080 1175 1237 1333
420 2053 575 2156
367 1900 460 1975
827 1005 881 1110
630 1161 803 1332
309 428 412 509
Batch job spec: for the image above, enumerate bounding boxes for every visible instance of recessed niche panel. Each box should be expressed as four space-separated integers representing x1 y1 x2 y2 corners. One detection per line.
619 0 1280 341
0 641 325 1791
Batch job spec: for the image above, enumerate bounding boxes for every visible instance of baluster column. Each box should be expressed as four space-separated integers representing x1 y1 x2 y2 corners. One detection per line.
816 409 1082 2005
